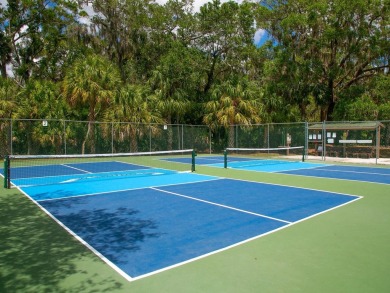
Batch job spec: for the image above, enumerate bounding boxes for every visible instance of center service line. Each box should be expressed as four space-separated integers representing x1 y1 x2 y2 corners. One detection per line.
150 187 292 224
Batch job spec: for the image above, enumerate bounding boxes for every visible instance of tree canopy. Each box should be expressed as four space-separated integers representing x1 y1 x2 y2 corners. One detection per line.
0 0 389 129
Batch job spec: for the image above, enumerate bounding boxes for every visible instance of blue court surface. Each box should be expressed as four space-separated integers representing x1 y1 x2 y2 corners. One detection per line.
280 165 390 185
166 156 390 185
3 161 361 280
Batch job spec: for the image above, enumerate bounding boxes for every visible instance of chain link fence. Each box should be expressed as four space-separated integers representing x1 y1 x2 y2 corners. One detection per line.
1 119 390 160
307 121 390 160
0 119 211 155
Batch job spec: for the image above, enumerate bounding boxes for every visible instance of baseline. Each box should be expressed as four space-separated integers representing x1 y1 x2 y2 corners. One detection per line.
38 186 288 279
281 165 390 184
157 178 360 222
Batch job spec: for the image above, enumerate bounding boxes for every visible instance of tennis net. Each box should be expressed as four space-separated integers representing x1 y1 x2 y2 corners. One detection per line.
223 146 305 169
3 149 196 188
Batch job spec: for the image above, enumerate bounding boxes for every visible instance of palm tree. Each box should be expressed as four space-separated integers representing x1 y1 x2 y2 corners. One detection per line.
203 78 263 148
149 69 190 150
105 84 164 152
0 77 18 155
13 79 66 154
0 77 17 118
62 54 121 154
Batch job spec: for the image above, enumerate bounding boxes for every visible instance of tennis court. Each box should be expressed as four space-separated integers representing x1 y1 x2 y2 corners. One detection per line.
1 155 360 281
167 154 390 185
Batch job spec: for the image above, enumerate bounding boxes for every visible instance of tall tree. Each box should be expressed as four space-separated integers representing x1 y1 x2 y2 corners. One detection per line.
91 0 157 81
0 0 81 83
203 77 262 147
62 54 121 153
256 0 389 120
195 0 258 94
0 77 17 118
105 84 163 152
13 79 66 154
0 77 18 155
149 42 197 126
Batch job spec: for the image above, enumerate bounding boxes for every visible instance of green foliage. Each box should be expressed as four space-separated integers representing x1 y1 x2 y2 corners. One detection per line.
378 103 390 120
91 0 155 81
62 54 121 121
0 0 81 82
197 0 258 93
148 41 204 124
203 77 262 128
0 77 17 118
15 79 64 120
0 0 388 148
203 76 263 147
107 84 163 125
12 79 67 154
336 94 379 121
257 0 389 121
62 54 121 153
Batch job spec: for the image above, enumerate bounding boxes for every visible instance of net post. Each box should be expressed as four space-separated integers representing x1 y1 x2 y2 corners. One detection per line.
3 155 10 189
302 146 305 162
191 150 197 172
224 149 227 168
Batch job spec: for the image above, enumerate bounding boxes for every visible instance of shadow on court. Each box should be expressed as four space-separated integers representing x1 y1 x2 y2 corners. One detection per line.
0 190 126 292
52 203 162 264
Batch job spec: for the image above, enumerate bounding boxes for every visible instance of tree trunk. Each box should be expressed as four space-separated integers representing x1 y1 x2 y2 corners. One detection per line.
321 79 336 121
81 121 92 155
129 125 138 152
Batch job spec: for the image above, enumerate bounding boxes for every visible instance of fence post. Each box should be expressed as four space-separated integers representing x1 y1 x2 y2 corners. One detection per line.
305 121 308 160
209 126 212 154
149 124 152 152
376 123 380 164
63 120 67 155
10 118 13 155
191 149 196 172
267 123 270 149
3 155 10 189
110 122 113 153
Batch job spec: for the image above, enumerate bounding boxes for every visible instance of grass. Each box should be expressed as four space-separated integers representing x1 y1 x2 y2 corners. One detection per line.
1 160 390 292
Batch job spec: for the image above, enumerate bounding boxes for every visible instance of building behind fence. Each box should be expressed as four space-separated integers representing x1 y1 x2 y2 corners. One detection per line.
1 119 390 160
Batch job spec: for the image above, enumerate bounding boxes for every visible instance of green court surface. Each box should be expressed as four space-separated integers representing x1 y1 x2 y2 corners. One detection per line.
1 159 390 292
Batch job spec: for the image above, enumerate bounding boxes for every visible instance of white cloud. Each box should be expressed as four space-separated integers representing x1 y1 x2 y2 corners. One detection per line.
0 0 7 8
6 64 14 78
254 29 267 44
79 3 97 24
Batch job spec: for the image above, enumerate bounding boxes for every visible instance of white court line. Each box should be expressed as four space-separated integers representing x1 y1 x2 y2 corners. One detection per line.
15 186 134 282
276 171 390 186
19 175 363 283
268 164 331 173
318 168 390 176
130 191 362 282
150 187 292 224
36 177 222 202
62 164 91 173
